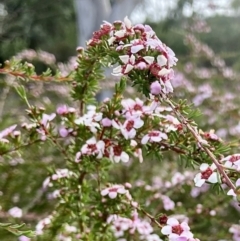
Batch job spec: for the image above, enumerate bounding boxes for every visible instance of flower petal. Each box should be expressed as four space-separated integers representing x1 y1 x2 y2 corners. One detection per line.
200 163 209 172
161 225 172 235
207 172 218 183
121 152 129 162
109 191 118 199
167 218 179 226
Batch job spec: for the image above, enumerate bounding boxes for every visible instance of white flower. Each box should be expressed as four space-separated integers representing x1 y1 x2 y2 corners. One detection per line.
113 55 135 76
121 98 146 117
101 185 126 199
222 154 240 171
143 56 155 65
161 218 193 240
81 137 105 159
41 113 56 127
109 145 129 163
52 169 72 180
194 163 218 187
75 108 102 133
124 16 132 29
157 55 167 67
141 131 167 144
112 117 144 140
0 124 17 143
227 178 240 197
8 207 23 218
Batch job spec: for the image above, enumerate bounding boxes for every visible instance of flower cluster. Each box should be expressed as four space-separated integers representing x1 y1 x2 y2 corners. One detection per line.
87 16 178 96
108 212 162 240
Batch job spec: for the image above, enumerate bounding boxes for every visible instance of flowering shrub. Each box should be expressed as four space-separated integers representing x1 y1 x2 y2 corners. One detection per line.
0 16 240 241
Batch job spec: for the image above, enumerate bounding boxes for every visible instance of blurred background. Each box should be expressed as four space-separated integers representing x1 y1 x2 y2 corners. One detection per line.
1 0 240 240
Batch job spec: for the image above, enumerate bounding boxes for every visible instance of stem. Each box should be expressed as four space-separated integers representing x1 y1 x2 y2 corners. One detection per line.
0 68 71 82
165 98 236 191
0 139 41 156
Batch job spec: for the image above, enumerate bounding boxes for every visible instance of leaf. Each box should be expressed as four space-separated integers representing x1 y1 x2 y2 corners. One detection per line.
15 85 26 99
0 222 35 237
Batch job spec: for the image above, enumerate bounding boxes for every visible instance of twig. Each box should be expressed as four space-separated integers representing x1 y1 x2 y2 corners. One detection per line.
165 98 236 191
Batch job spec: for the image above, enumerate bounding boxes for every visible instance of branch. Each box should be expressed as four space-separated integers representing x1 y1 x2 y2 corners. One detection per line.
165 98 236 191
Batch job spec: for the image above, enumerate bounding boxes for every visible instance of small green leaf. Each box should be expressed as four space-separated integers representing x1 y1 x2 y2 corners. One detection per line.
15 85 26 99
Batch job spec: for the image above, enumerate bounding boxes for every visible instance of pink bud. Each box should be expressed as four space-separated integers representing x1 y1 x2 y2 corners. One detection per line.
150 81 162 95
101 118 112 127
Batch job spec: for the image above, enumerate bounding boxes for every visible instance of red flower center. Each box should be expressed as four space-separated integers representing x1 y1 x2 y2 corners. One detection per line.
148 131 159 137
201 167 213 179
88 144 97 152
109 187 118 192
126 120 134 131
229 155 240 163
133 104 142 111
150 63 161 77
113 146 122 156
172 224 183 235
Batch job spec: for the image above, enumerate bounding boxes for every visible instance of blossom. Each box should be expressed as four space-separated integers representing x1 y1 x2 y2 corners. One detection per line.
59 127 69 137
51 169 73 180
101 185 126 199
101 117 112 127
41 113 56 127
36 216 52 235
227 178 240 197
161 218 193 240
112 117 144 140
150 81 162 95
130 39 145 53
113 55 135 76
0 124 17 143
56 105 75 115
162 195 175 211
222 154 240 171
109 145 129 163
229 224 240 241
81 137 105 159
75 106 103 133
8 207 23 218
141 130 167 144
121 98 146 117
194 163 218 187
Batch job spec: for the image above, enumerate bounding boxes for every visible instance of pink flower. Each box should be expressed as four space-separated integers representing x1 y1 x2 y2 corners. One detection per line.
0 124 17 143
194 163 219 187
113 55 135 76
56 105 68 115
101 117 112 127
222 154 240 171
112 117 144 140
227 178 240 197
150 81 162 95
75 107 102 133
101 185 126 199
130 39 145 53
109 145 129 163
8 207 23 218
162 195 175 211
41 113 56 127
121 98 145 117
81 137 105 159
229 224 240 241
161 218 193 241
141 130 167 144
59 127 69 137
